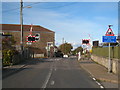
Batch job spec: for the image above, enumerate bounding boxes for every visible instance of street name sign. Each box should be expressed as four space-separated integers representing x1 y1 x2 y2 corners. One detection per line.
102 36 116 43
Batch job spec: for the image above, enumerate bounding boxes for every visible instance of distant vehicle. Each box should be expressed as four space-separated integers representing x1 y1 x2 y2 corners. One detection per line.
63 55 69 58
54 51 63 57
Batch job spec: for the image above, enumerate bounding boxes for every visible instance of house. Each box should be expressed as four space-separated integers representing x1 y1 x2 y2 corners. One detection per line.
1 24 55 57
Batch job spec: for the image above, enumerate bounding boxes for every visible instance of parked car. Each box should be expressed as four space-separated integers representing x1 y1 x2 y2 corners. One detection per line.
63 54 69 58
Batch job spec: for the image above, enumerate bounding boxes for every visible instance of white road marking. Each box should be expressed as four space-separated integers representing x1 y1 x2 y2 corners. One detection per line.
92 77 104 88
54 68 57 71
100 86 104 88
41 65 53 88
96 81 101 85
50 81 55 85
92 78 96 81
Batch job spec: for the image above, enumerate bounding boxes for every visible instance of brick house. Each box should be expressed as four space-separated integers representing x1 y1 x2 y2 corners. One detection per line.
1 24 55 57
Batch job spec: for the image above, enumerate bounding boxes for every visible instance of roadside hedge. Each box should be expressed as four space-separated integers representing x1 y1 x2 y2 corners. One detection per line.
92 46 120 59
2 49 18 66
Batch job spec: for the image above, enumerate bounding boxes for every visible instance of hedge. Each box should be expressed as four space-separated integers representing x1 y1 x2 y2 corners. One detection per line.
2 49 19 66
92 46 120 59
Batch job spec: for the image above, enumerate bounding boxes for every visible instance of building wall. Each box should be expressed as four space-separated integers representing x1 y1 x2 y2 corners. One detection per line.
3 31 55 56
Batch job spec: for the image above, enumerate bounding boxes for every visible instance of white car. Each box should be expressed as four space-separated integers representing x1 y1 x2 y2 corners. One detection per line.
63 55 69 58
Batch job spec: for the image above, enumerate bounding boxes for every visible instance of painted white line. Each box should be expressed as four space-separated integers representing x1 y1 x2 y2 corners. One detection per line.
92 77 104 88
54 68 57 71
50 81 55 85
41 65 53 88
92 78 96 81
96 81 101 86
100 86 104 88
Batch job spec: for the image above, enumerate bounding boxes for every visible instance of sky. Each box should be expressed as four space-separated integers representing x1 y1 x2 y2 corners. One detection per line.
2 1 118 49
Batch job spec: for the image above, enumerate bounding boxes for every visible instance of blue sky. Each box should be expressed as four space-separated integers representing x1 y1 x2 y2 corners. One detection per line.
2 2 118 49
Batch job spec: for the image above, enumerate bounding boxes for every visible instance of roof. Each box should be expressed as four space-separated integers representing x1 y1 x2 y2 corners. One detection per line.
1 24 54 33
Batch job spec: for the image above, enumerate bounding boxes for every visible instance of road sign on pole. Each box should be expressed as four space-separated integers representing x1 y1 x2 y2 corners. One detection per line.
102 36 116 73
108 43 111 72
102 36 116 43
102 25 116 73
105 25 114 36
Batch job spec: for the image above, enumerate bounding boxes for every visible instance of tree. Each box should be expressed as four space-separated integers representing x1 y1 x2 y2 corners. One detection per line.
72 46 83 55
2 33 16 50
59 43 73 55
2 33 17 66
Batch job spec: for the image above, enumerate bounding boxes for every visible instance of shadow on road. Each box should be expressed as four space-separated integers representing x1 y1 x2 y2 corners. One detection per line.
2 58 53 79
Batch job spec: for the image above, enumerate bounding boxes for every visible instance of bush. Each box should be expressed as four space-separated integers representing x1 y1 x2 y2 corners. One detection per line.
92 46 119 59
2 49 18 66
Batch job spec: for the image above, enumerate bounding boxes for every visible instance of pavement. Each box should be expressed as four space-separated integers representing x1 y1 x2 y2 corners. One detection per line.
78 59 118 88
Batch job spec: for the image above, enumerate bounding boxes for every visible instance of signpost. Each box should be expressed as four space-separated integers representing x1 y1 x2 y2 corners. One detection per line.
103 36 116 72
102 25 116 73
102 36 116 43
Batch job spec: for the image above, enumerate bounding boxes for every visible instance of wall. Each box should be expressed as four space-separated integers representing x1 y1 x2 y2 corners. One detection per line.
3 31 55 56
91 55 118 74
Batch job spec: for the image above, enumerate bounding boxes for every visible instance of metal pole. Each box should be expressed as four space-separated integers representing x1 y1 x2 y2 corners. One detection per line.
108 43 111 73
62 38 64 44
20 0 23 52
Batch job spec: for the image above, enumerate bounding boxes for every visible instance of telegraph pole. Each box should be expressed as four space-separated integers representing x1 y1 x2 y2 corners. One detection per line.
20 0 23 53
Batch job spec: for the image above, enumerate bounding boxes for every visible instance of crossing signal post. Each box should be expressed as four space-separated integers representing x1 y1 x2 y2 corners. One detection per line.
26 35 36 42
26 25 40 44
82 39 90 45
82 39 90 54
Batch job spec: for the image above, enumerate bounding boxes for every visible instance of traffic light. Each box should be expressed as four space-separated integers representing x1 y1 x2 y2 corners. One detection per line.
82 39 89 44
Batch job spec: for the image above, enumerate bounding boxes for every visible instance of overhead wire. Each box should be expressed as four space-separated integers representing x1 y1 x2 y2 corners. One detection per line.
2 2 41 13
2 2 77 13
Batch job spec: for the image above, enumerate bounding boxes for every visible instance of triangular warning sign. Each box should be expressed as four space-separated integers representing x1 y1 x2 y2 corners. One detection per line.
105 26 114 36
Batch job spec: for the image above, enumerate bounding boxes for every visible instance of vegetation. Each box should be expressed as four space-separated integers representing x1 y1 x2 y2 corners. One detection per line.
92 46 120 59
102 42 119 46
2 49 18 66
2 33 16 50
59 43 73 55
72 46 83 55
2 33 18 66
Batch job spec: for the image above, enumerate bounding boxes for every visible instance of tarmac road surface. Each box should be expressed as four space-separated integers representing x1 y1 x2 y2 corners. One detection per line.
3 57 100 88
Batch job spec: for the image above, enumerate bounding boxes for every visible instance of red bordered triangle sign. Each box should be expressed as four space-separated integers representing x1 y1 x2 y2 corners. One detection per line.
105 26 114 36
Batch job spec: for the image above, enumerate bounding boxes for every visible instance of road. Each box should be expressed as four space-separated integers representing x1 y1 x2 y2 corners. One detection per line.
3 57 100 88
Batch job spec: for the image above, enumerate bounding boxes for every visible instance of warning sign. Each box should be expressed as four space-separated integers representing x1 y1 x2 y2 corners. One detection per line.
105 25 114 36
